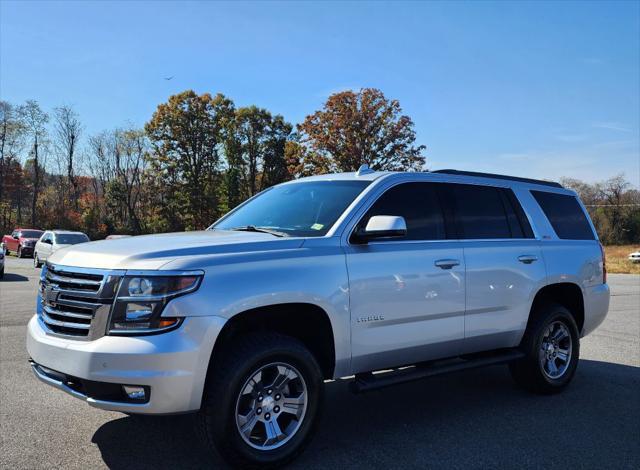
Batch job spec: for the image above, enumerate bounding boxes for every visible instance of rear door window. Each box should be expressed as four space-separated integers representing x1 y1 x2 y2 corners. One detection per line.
444 184 512 239
531 191 595 240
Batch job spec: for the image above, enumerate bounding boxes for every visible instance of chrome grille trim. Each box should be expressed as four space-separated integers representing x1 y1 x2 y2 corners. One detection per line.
46 272 103 286
41 311 91 330
43 304 93 320
39 263 125 340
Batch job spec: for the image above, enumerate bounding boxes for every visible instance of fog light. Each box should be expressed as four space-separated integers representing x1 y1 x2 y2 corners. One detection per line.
122 385 146 400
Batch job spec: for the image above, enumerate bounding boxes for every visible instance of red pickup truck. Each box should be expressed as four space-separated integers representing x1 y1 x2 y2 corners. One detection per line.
2 228 44 258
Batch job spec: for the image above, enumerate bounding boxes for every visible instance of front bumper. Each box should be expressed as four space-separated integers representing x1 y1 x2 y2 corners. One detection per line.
26 314 226 414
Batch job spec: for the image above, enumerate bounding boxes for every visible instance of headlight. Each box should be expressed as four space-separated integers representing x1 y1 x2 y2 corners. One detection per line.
108 272 203 335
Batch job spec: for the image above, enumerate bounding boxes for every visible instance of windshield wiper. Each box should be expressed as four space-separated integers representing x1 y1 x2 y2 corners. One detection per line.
230 225 288 238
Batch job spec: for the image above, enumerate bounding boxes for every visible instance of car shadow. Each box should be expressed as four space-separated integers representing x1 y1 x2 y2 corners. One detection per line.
92 359 640 469
0 272 29 282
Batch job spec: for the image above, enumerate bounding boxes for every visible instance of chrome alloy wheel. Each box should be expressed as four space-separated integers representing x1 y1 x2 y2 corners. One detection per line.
539 321 572 379
235 362 308 451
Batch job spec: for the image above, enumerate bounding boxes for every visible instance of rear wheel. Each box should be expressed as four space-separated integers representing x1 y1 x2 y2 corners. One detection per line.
199 333 323 468
509 303 579 394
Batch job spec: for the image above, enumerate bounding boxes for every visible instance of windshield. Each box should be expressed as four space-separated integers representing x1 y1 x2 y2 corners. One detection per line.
20 230 43 238
55 233 89 244
213 180 371 237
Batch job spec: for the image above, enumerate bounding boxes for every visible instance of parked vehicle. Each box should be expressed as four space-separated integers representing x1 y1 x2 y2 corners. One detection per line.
628 251 640 263
34 231 90 268
0 243 5 279
27 167 609 468
2 228 43 258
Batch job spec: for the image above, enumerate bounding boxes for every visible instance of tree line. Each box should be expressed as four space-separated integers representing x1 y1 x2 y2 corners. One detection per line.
561 176 640 245
0 88 424 238
0 89 638 244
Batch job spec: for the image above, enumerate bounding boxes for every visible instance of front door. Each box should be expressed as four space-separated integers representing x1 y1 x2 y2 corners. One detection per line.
346 182 466 374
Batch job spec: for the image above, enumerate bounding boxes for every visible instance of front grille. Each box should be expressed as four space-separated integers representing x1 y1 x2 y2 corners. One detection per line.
39 264 124 340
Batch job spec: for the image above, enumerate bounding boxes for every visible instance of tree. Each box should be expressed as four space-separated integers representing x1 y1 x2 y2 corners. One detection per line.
18 100 48 227
285 139 330 179
54 105 83 211
261 114 293 190
230 106 293 199
0 101 25 205
145 90 235 229
298 88 426 173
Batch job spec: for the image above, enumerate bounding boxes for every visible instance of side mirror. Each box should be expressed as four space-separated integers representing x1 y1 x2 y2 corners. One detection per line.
354 215 407 243
44 239 53 245
13 235 19 240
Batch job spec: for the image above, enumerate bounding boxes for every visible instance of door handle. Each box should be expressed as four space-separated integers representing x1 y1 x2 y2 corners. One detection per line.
435 259 460 269
518 255 538 264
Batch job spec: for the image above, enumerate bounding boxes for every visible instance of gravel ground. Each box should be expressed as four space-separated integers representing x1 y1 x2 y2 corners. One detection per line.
1 256 638 469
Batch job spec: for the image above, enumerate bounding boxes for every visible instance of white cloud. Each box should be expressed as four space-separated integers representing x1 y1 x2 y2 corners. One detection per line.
592 122 633 133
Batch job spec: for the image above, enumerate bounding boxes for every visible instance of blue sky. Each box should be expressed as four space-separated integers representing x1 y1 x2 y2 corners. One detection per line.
1 0 638 185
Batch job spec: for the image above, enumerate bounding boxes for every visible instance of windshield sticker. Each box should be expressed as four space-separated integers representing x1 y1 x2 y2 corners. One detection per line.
310 223 324 231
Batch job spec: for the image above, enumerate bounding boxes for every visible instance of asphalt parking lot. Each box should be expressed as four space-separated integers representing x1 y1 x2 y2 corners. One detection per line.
1 256 639 469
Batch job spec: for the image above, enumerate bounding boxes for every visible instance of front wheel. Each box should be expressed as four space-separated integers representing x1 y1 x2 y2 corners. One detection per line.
509 304 580 394
199 333 323 468
34 254 42 268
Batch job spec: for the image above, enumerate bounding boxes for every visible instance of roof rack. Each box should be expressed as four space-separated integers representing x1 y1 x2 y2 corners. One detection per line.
431 169 563 188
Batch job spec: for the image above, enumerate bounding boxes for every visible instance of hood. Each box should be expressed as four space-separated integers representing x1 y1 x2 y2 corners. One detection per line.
52 244 72 251
48 230 305 270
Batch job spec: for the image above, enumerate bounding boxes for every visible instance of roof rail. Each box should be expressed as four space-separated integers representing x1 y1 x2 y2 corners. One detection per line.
431 169 563 188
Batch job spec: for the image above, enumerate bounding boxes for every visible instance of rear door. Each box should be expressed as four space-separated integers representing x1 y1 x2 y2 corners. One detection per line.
442 183 547 351
346 181 466 373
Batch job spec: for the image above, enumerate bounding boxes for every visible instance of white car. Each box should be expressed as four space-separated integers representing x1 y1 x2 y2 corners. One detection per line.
34 230 90 268
629 251 640 263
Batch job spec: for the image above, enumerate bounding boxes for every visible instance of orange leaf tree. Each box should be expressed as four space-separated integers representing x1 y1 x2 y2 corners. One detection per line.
297 88 426 173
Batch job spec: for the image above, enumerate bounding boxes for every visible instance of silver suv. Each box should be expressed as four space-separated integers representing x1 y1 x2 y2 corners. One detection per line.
27 168 609 468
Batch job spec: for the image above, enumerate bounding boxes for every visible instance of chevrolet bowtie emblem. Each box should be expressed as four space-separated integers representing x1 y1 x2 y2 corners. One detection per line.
45 286 59 303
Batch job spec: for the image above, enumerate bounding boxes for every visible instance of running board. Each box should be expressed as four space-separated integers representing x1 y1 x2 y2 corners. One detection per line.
350 349 525 394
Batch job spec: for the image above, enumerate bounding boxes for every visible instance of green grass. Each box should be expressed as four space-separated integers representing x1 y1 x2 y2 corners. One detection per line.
605 245 640 275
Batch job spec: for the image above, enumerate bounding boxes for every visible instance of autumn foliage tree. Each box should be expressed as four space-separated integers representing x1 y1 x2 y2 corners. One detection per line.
145 91 235 230
2 92 639 246
297 88 426 173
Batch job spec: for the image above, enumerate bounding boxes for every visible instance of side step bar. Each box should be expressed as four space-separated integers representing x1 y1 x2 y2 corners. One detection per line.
350 349 525 394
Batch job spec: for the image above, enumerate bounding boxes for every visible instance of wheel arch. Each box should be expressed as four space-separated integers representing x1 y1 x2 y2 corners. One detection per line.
206 302 336 382
527 282 585 334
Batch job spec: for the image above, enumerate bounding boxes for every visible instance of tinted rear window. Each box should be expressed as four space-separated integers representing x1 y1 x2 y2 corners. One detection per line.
531 191 595 240
447 184 512 239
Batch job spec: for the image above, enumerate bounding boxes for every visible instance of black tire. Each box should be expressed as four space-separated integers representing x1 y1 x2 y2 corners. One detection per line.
199 332 324 469
34 254 42 268
509 303 580 394
0 266 4 279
